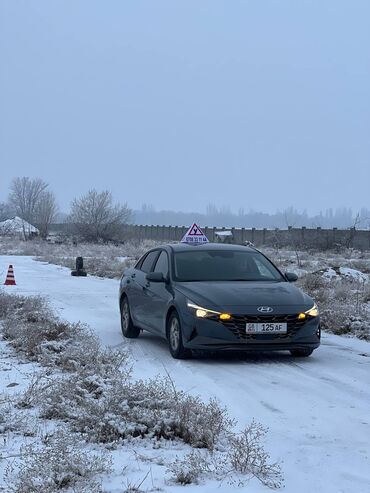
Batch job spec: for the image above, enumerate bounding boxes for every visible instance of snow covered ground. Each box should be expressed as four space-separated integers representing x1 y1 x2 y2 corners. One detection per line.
1 256 370 492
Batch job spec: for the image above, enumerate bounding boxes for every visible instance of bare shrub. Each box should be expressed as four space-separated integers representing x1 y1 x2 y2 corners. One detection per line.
1 292 283 489
320 303 353 335
175 395 233 449
167 450 210 485
36 255 132 279
81 256 132 279
362 284 370 303
332 282 350 301
0 236 160 279
0 393 36 436
347 316 370 340
0 290 20 319
0 235 159 259
298 273 330 305
5 431 111 493
226 421 283 488
349 259 370 274
0 292 129 373
40 328 129 377
1 295 81 359
38 374 231 448
168 421 284 489
15 372 59 411
316 281 370 340
298 273 326 292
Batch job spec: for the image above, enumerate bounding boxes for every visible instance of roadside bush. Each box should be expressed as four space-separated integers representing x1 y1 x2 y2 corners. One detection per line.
0 395 35 436
226 421 283 488
168 421 284 489
5 431 111 493
1 294 81 359
0 237 158 259
349 259 370 274
1 291 283 489
175 394 233 449
36 254 133 279
299 276 370 341
362 284 370 303
38 374 232 449
167 450 210 485
298 273 331 306
0 292 129 374
39 328 129 377
0 291 41 321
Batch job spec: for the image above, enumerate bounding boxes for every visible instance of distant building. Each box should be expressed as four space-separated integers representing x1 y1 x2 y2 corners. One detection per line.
0 216 40 239
214 230 233 243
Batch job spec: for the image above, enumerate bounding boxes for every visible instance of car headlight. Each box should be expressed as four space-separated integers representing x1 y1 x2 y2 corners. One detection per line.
305 303 319 318
186 300 231 321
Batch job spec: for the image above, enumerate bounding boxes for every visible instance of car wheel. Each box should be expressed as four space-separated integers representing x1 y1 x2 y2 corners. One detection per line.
290 348 314 357
168 311 191 359
120 297 140 338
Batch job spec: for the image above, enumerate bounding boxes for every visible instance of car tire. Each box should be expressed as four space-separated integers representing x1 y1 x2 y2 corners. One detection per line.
168 311 191 359
290 348 314 357
120 297 140 338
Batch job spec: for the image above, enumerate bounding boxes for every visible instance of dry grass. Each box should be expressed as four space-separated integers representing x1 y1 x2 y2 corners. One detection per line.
0 291 284 490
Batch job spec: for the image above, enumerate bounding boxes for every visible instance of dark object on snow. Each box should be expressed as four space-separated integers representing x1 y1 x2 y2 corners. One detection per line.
71 256 87 277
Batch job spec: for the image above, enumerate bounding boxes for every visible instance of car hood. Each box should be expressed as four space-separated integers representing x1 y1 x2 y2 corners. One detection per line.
175 281 313 313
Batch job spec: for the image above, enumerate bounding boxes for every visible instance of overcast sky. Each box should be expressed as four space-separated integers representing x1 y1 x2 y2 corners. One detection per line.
0 1 369 214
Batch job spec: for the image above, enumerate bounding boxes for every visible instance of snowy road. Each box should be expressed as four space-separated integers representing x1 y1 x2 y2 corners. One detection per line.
1 256 370 493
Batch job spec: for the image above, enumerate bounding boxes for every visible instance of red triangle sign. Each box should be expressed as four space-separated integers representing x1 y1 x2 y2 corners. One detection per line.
181 223 209 244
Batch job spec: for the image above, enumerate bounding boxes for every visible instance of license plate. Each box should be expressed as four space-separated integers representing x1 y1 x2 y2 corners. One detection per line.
246 322 287 334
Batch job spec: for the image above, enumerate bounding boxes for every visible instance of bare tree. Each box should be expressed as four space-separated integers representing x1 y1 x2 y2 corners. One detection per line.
68 189 132 242
8 177 49 238
0 202 14 222
345 212 361 249
284 213 302 267
34 191 58 239
0 202 15 236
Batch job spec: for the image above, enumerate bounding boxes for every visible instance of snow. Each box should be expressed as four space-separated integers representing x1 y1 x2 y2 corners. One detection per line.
339 266 368 283
0 217 39 235
322 267 338 279
1 255 370 493
322 266 368 283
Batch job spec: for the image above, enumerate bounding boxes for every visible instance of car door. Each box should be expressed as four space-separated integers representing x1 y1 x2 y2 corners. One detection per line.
142 250 173 335
129 250 160 329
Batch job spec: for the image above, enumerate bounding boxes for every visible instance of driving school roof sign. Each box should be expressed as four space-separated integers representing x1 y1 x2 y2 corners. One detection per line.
181 223 209 244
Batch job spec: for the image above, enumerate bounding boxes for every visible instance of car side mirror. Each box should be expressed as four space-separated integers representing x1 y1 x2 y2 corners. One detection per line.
146 272 166 283
285 272 298 282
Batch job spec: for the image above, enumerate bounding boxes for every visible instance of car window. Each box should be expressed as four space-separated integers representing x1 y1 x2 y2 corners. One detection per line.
140 251 159 273
173 250 284 282
135 254 146 270
253 257 272 277
153 251 169 277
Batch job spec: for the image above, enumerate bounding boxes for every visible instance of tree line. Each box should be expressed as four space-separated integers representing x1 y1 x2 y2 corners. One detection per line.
1 177 369 242
136 204 370 230
0 177 132 242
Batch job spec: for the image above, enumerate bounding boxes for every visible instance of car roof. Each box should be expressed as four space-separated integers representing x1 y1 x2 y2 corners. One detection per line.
160 242 256 253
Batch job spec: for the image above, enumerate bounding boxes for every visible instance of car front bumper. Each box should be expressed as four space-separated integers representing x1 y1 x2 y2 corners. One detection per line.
181 312 321 352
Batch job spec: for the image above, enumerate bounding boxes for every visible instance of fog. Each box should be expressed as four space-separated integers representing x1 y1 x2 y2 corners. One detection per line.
1 1 369 215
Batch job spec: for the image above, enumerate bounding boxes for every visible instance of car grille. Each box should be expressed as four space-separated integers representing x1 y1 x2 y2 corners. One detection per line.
220 314 307 340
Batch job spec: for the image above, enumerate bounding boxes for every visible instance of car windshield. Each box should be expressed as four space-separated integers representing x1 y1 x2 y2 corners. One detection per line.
173 250 285 282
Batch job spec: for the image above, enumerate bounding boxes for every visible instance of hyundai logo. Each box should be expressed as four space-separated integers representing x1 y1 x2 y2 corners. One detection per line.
257 306 273 313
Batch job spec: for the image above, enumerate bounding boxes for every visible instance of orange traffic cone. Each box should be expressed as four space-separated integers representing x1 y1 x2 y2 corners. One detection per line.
4 265 16 285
